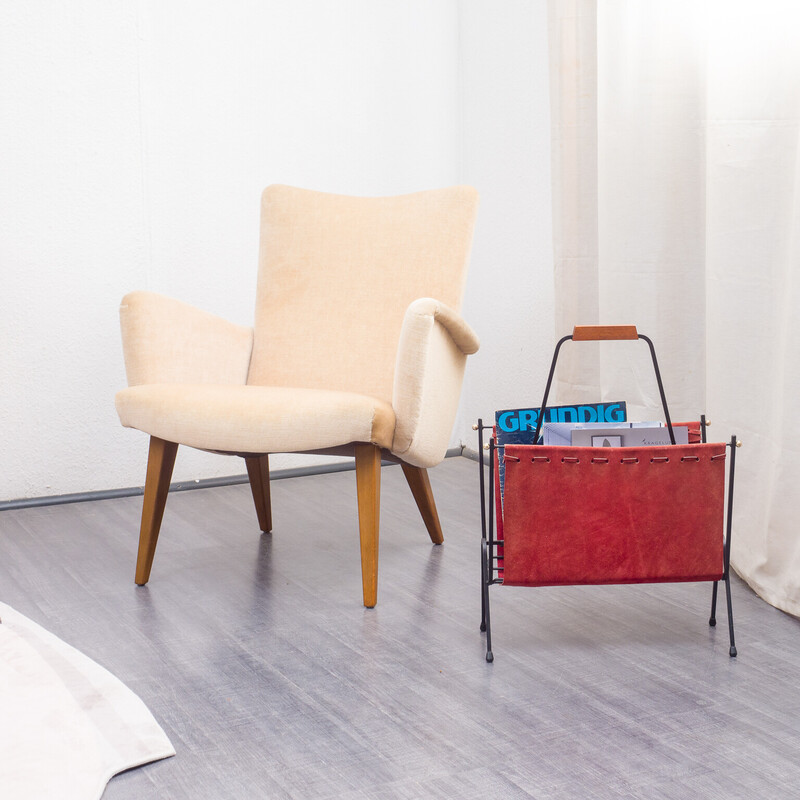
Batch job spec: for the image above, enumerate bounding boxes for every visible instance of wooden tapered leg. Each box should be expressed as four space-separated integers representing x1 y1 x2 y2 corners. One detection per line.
354 443 382 608
135 436 178 586
401 463 444 544
245 455 272 533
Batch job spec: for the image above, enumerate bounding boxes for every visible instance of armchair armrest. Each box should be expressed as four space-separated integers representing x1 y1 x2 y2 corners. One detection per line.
391 298 480 468
119 291 253 386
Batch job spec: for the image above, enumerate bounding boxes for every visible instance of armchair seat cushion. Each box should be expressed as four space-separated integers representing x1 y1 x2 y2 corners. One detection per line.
115 384 396 454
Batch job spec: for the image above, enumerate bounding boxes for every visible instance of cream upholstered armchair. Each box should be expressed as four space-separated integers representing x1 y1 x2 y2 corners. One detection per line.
116 184 479 607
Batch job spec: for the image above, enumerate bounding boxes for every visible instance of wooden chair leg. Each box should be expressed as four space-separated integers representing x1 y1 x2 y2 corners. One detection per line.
135 436 178 586
401 463 444 544
245 455 272 532
355 443 382 608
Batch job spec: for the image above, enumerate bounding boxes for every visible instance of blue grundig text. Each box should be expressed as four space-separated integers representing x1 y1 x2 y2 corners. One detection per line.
497 403 625 432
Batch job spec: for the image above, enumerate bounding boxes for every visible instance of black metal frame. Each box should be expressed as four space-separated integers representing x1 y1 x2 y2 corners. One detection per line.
531 332 675 445
477 334 739 663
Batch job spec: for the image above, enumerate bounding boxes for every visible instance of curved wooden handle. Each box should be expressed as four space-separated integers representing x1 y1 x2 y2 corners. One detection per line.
572 325 638 341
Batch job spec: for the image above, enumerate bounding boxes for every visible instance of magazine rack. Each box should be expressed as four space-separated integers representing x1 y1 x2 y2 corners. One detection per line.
477 325 739 662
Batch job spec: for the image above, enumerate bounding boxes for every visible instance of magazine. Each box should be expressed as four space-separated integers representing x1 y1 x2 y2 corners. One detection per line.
570 425 688 448
542 420 666 447
494 401 628 506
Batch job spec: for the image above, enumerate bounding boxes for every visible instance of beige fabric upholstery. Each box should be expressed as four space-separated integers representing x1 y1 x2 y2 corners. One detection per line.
247 184 478 403
116 385 395 453
119 291 253 386
392 298 479 467
116 185 479 464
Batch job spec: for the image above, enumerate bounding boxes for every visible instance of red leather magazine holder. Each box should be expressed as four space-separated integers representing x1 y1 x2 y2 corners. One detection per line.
477 325 739 662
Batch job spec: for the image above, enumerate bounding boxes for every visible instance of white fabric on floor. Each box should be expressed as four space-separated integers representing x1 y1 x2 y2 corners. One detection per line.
0 603 175 799
547 0 800 617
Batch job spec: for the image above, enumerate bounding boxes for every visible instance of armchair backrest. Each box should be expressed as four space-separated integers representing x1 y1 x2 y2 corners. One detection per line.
246 185 478 403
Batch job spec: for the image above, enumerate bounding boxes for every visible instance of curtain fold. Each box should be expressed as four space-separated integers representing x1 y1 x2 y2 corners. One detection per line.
704 2 800 615
548 0 800 616
548 0 601 402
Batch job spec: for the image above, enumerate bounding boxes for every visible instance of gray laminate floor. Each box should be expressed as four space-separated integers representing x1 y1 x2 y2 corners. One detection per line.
1 456 799 799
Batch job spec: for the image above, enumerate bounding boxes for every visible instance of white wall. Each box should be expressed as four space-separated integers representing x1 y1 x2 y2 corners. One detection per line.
455 0 555 450
0 1 553 500
0 1 461 499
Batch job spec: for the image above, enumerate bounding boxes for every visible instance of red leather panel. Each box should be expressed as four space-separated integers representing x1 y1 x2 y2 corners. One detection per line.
492 441 505 578
500 442 726 587
674 421 702 444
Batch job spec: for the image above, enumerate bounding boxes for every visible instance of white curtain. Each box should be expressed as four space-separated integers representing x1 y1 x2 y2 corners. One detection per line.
548 0 800 617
